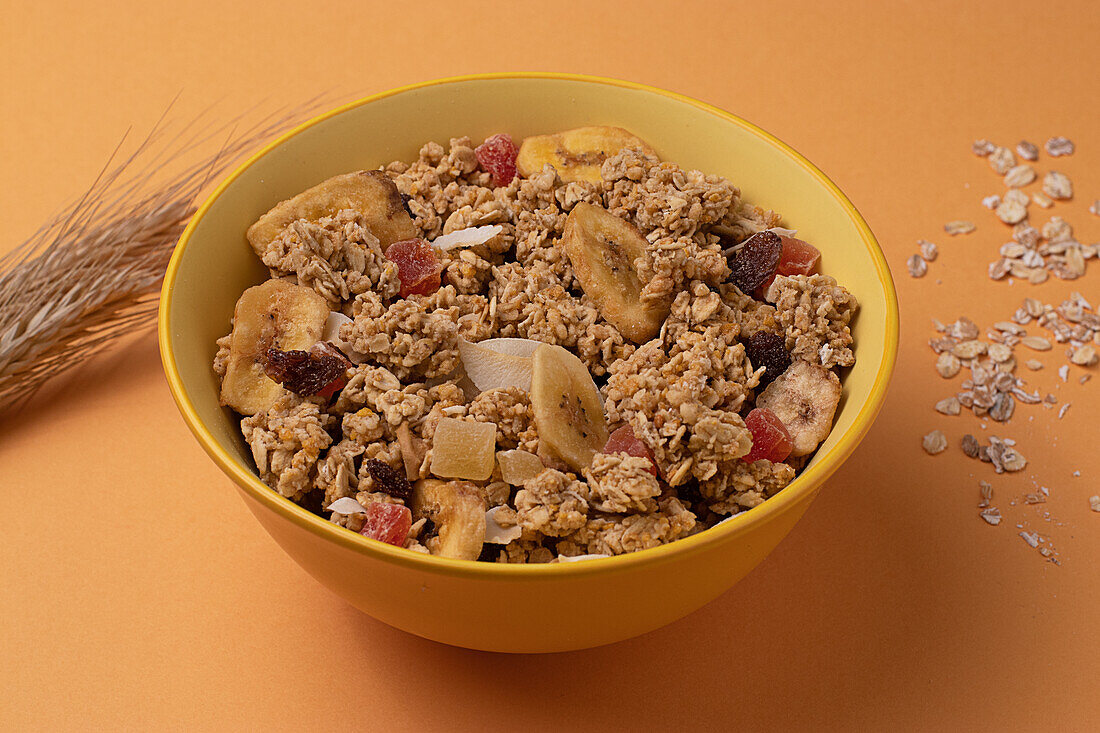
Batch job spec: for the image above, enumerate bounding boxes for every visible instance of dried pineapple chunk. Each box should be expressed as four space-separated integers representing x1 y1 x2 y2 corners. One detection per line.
246 170 416 255
497 449 545 486
219 279 328 415
430 417 497 481
516 126 656 183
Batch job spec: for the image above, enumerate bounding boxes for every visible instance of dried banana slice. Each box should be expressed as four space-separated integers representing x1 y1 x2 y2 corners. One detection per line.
219 279 329 415
516 126 656 183
756 361 842 457
411 479 487 560
530 343 609 471
246 170 416 255
562 202 668 343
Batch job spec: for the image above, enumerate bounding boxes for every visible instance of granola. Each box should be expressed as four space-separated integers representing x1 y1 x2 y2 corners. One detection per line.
214 127 859 562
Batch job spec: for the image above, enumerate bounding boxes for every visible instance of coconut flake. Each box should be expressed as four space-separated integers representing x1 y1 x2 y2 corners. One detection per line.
484 506 523 544
322 311 367 364
457 338 541 392
429 225 503 251
327 497 367 515
556 553 611 563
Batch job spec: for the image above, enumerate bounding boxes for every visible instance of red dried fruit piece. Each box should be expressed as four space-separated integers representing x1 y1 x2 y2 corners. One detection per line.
385 238 441 298
474 133 518 187
602 425 659 477
729 230 782 297
744 331 792 387
757 235 822 295
362 459 413 502
776 235 821 276
263 342 352 397
360 502 412 546
742 407 793 464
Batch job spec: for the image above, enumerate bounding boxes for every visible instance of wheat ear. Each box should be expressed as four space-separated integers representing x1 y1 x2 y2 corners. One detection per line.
0 97 331 413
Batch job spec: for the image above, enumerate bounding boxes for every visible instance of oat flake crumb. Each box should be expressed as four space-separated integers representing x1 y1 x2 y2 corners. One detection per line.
982 194 1002 209
1089 200 1100 217
919 239 939 262
1019 531 1040 548
980 507 1002 525
922 429 948 455
1089 496 1100 512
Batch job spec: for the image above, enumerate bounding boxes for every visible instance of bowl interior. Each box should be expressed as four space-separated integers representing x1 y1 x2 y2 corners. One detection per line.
163 75 896 563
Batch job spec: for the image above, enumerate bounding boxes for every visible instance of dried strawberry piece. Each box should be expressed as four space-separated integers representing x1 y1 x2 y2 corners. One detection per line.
362 459 412 502
385 238 441 298
602 425 659 477
474 133 518 187
360 502 413 546
263 342 352 397
729 230 782 297
742 407 793 464
757 235 822 295
744 331 791 387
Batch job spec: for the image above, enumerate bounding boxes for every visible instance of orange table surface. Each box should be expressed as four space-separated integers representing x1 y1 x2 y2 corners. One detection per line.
2 1 1099 730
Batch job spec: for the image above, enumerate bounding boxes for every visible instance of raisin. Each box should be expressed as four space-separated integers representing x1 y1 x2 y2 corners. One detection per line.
474 133 518 187
263 342 352 397
362 459 412 502
744 331 791 387
728 230 782 296
399 192 414 216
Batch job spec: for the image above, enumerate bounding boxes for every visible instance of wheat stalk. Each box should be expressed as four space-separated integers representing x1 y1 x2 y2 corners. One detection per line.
0 97 332 413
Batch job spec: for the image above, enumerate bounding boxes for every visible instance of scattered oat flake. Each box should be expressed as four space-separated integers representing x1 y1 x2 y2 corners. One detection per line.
972 139 995 157
944 220 976 235
1071 344 1098 366
1016 140 1039 161
1058 364 1069 382
995 201 1027 225
1020 336 1052 351
1058 403 1070 419
1025 359 1043 371
1042 171 1073 200
1090 496 1100 512
980 508 1002 526
935 397 961 415
1032 192 1053 209
919 240 938 261
1044 137 1074 157
961 434 980 458
1090 201 1100 217
1004 165 1036 188
1019 531 1040 548
982 194 1001 209
988 147 1016 174
922 430 948 455
907 254 928 278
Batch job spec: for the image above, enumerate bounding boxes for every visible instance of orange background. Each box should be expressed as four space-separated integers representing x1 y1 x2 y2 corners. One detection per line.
2 1 1099 730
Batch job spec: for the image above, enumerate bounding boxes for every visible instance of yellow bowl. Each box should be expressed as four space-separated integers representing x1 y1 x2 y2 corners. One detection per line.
159 73 898 653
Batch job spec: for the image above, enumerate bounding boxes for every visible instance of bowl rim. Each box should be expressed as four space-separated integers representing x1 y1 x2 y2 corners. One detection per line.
158 72 899 579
